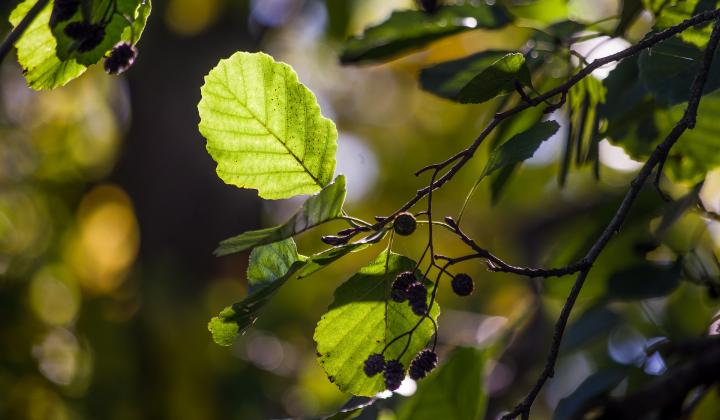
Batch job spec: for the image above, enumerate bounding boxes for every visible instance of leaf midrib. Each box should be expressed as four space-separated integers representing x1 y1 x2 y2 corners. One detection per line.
217 64 323 188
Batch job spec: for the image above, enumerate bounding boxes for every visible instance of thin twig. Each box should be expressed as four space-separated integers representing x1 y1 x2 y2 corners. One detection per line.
501 15 720 420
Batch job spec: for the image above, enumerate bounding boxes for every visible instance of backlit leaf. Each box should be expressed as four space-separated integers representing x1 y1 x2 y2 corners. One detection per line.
198 52 337 199
457 53 532 104
313 251 440 396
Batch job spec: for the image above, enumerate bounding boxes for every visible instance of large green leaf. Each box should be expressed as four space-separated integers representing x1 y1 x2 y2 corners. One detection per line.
481 120 560 178
208 239 305 346
396 347 488 420
340 5 512 64
9 0 151 90
313 251 440 396
215 175 346 256
419 50 510 100
638 36 720 106
457 53 532 104
198 51 338 199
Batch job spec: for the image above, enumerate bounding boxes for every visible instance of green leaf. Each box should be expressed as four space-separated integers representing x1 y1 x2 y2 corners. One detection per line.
396 347 488 420
481 120 560 179
553 369 627 420
457 53 532 104
9 0 86 90
419 50 510 100
606 260 683 301
215 175 346 256
297 230 389 279
9 0 151 90
208 239 305 346
340 5 512 64
198 51 338 199
313 250 440 396
638 36 720 106
52 0 149 66
615 0 644 36
649 0 717 48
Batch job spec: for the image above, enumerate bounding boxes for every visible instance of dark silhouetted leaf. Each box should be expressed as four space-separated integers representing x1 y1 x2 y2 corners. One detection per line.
457 53 532 104
340 5 512 64
481 120 560 179
562 306 622 351
607 261 683 300
553 369 627 420
420 50 510 100
638 36 720 105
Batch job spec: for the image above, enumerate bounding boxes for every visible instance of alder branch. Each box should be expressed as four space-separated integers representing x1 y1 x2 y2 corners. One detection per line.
0 0 50 64
501 15 720 420
372 7 720 232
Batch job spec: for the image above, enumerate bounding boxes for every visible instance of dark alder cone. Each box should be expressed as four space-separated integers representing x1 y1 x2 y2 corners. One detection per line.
50 0 80 27
451 273 474 296
393 212 417 236
363 353 385 377
407 282 428 315
409 349 438 380
391 271 416 302
416 0 440 13
383 360 404 391
64 22 106 52
104 43 138 75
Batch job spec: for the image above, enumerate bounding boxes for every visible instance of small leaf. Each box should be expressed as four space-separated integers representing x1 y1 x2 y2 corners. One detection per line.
615 0 643 36
638 36 720 105
313 250 440 396
457 53 532 104
481 120 560 179
553 369 627 420
215 175 346 256
606 261 683 301
419 50 510 100
655 183 702 238
340 5 512 64
198 51 338 199
208 239 305 345
396 347 488 420
297 231 390 279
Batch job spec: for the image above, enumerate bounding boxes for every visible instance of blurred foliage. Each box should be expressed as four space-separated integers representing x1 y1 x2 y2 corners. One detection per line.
1 0 720 419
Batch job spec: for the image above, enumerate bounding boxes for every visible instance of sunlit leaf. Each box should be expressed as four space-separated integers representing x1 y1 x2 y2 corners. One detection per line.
52 0 149 66
606 260 683 300
649 0 717 47
215 175 346 256
313 250 440 396
297 229 388 279
481 120 560 179
9 0 151 90
457 53 532 104
198 51 338 199
419 50 510 100
553 369 627 420
340 5 512 64
396 347 488 420
208 239 305 345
